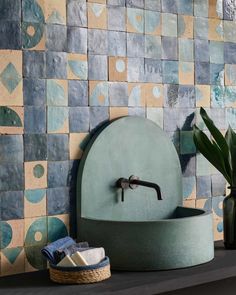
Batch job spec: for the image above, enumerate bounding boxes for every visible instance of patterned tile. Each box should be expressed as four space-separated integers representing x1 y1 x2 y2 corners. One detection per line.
69 133 89 160
47 107 69 133
46 80 68 106
88 3 107 29
127 8 144 33
24 189 46 218
24 161 47 190
45 0 66 25
0 107 24 134
109 57 127 81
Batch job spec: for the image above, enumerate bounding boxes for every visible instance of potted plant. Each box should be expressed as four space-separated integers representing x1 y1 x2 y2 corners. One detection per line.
193 107 236 249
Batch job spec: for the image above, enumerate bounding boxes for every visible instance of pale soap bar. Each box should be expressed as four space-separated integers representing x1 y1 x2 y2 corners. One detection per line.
57 255 76 267
71 251 88 266
79 247 105 265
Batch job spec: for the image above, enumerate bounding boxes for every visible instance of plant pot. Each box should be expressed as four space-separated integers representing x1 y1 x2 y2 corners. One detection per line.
223 187 236 249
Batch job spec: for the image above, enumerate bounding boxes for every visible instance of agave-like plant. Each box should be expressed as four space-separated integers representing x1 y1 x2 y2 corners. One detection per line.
193 107 236 187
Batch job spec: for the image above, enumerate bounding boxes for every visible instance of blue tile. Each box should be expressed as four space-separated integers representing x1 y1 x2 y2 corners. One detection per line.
195 39 209 62
144 58 162 83
162 37 178 60
127 33 145 57
145 35 161 59
22 0 45 23
210 41 224 64
68 160 80 188
211 86 225 108
88 55 108 81
0 135 23 163
178 86 195 108
210 64 224 85
0 21 21 49
24 106 46 134
88 29 108 55
180 154 196 177
212 174 226 197
162 0 177 13
177 0 193 15
197 176 211 199
90 107 109 131
46 24 67 52
126 0 144 8
48 161 69 188
164 84 179 107
224 42 236 64
46 51 67 79
0 163 24 191
47 187 69 215
108 6 126 31
68 80 88 106
23 51 46 78
0 0 21 21
67 27 87 54
194 17 208 40
162 60 178 84
145 0 160 10
108 31 126 56
23 79 46 106
67 0 87 27
109 83 129 106
128 107 145 117
0 191 24 220
24 134 47 161
47 134 69 161
69 107 90 132
195 62 210 85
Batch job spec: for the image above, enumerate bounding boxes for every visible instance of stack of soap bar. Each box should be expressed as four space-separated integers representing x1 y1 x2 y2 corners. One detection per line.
56 247 105 267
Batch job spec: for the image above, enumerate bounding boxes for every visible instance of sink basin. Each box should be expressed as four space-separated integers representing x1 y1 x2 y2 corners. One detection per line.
78 207 214 270
77 117 214 270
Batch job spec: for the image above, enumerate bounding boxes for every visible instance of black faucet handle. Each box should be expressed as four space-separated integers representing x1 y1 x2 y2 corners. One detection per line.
116 178 129 202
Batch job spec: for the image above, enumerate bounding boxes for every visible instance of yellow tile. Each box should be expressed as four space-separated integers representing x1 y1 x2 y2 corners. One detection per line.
208 18 223 41
109 107 128 120
195 199 209 210
109 57 127 82
88 3 107 29
179 62 194 85
69 133 89 160
209 0 221 18
183 199 195 208
179 15 193 39
196 85 211 107
6 220 24 248
144 84 163 107
24 161 47 190
128 83 146 107
45 0 66 24
67 53 88 80
0 106 24 134
1 248 25 276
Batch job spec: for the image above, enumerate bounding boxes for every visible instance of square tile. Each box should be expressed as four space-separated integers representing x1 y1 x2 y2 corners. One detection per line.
108 0 125 5
109 57 127 81
22 0 45 22
128 57 145 82
88 55 108 81
210 41 224 64
210 63 224 85
195 198 212 212
225 64 236 86
0 135 23 163
194 17 208 40
24 245 47 272
0 0 21 21
224 42 236 64
179 62 194 85
128 107 145 117
109 107 128 120
1 247 25 276
180 131 196 155
128 83 145 106
47 134 69 161
24 217 47 247
161 0 177 13
146 107 163 128
47 214 69 243
196 176 211 199
0 21 21 49
209 18 223 41
145 0 160 11
24 189 46 218
178 15 193 38
182 176 196 200
225 86 236 107
47 187 69 215
144 58 162 83
69 107 90 132
0 50 23 106
209 0 223 18
47 79 68 106
212 174 226 197
2 219 24 248
46 51 67 79
24 134 47 162
195 62 210 85
24 161 47 190
145 10 161 35
164 84 179 107
0 106 24 135
162 37 178 60
24 106 46 134
108 6 126 31
161 13 177 37
178 85 195 107
196 153 212 176
23 51 46 78
162 61 179 84
0 163 24 191
127 8 144 33
195 39 209 62
194 0 208 17
88 3 107 29
23 79 46 107
145 84 163 107
89 81 109 106
69 133 89 160
212 195 224 219
213 218 223 241
178 39 194 62
47 107 69 133
48 161 69 188
196 85 211 107
22 21 45 50
211 85 225 108
145 35 161 59
223 0 235 20
180 154 196 177
183 199 195 208
108 31 127 56
126 0 144 8
1 191 24 221
177 0 193 15
46 24 67 52
88 29 108 55
90 107 109 131
45 0 66 25
67 0 87 27
109 82 128 106
68 80 88 107
127 33 145 57
67 27 87 54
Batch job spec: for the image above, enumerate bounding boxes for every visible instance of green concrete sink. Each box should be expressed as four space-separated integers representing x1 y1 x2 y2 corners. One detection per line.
77 117 214 270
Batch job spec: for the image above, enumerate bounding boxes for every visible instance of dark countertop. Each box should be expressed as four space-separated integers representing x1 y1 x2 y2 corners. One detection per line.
1 241 236 295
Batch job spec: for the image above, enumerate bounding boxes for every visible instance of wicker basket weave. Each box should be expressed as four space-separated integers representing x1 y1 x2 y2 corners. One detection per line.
49 256 111 284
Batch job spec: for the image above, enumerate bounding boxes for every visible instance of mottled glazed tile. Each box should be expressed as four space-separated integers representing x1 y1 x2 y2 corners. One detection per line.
178 85 195 108
48 161 69 188
88 3 107 30
89 81 109 106
196 153 212 176
127 8 144 33
180 154 196 177
178 15 193 38
88 55 108 81
47 107 69 134
162 37 177 60
128 83 145 106
196 85 211 107
24 134 47 162
108 6 126 31
128 107 145 117
0 163 24 191
225 86 236 107
0 0 21 21
69 107 90 132
178 39 194 62
209 41 224 64
194 0 209 17
24 106 46 134
24 217 47 247
180 131 196 155
46 51 67 79
67 27 87 54
1 247 25 276
226 108 236 129
22 21 45 50
0 135 23 163
109 82 128 106
127 33 145 57
47 80 68 106
209 0 223 19
45 0 66 25
23 51 45 78
194 17 209 40
88 29 108 55
0 21 21 50
183 199 195 208
162 61 179 84
195 62 210 85
0 106 24 134
69 133 89 160
0 192 24 221
46 24 67 52
224 42 236 64
145 35 161 59
109 57 127 81
24 189 46 218
211 85 225 108
23 78 46 107
90 107 109 131
145 10 161 35
182 176 196 200
210 63 224 85
179 62 194 85
47 187 69 215
225 64 236 86
195 39 209 62
144 84 163 107
109 107 128 120
196 176 211 199
67 0 87 27
161 0 178 13
24 161 47 190
212 174 226 197
108 31 126 57
144 58 162 83
126 0 144 8
145 0 161 11
209 19 223 41
67 53 88 80
164 84 179 107
47 134 69 161
161 13 177 37
127 57 144 82
108 0 126 6
177 0 193 15
68 80 88 107
47 214 69 243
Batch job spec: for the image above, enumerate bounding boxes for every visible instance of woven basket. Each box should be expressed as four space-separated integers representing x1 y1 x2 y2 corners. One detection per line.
49 256 111 284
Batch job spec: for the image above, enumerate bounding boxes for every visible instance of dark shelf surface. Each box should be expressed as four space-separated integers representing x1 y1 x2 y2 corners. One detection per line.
1 241 236 295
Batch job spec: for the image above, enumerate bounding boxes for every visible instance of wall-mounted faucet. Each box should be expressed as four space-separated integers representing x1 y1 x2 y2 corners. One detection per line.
116 175 162 202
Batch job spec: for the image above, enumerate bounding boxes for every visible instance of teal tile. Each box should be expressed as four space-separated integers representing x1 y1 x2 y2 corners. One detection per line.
194 0 208 17
225 86 236 107
0 63 21 94
145 10 161 34
25 217 47 247
177 0 193 15
180 131 196 155
127 8 144 33
162 13 177 37
194 17 208 40
210 64 224 85
224 20 236 43
89 82 109 106
211 86 225 108
209 41 224 64
162 61 179 84
47 107 68 133
145 35 161 59
179 39 194 62
47 80 68 106
183 176 196 200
